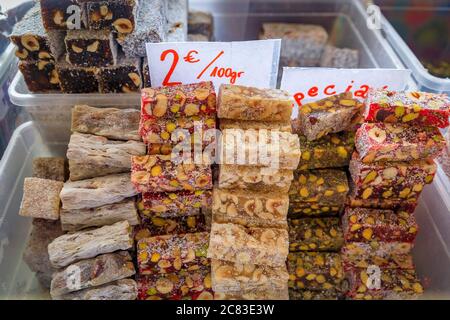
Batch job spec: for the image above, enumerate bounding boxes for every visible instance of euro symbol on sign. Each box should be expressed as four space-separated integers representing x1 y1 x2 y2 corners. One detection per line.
184 50 200 63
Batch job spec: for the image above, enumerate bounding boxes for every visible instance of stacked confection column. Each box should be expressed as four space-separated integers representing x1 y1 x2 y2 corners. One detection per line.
207 84 301 300
288 93 364 300
343 89 449 300
131 82 217 300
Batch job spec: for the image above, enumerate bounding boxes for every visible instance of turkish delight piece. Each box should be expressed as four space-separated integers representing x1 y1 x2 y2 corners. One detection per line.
342 207 418 243
20 177 63 220
40 0 87 30
219 119 292 132
137 232 210 275
98 56 142 93
65 30 118 67
211 259 289 293
288 218 344 252
260 23 328 67
60 173 138 210
218 165 293 193
48 221 133 268
355 123 446 163
140 190 212 217
50 251 135 297
85 0 137 32
23 219 64 288
212 188 289 229
10 4 65 61
220 128 301 170
207 223 289 268
141 82 216 120
287 252 344 291
131 155 213 193
137 269 214 300
218 84 292 121
349 154 436 200
117 0 167 58
54 279 137 300
346 195 418 212
320 45 359 68
19 60 60 92
289 289 342 300
364 89 450 128
56 59 100 93
214 287 289 300
346 268 423 300
142 57 151 87
289 202 343 218
71 105 141 141
341 241 414 270
296 131 355 170
67 132 146 181
289 169 349 205
33 157 66 181
166 0 188 42
298 92 364 141
60 199 140 231
188 11 213 40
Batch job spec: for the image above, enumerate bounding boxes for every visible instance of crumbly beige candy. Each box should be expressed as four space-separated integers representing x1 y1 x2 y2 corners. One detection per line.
207 223 289 267
20 177 63 220
218 84 293 121
214 287 289 300
32 157 66 181
54 279 138 300
219 119 292 132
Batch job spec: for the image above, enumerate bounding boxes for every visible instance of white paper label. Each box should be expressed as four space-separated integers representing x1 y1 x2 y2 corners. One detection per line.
280 68 412 118
146 40 281 89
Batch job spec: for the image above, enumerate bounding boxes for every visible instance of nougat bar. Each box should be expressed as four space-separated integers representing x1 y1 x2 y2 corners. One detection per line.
48 221 133 268
296 131 355 170
320 45 359 68
260 23 328 67
211 259 289 292
288 218 344 252
141 190 211 217
212 188 289 229
33 157 66 181
220 129 301 170
20 177 63 220
131 155 213 193
207 223 289 267
60 199 140 231
50 251 135 297
85 0 137 32
188 11 213 40
117 0 167 58
71 105 141 141
215 288 289 300
298 92 364 141
355 123 446 163
137 232 209 275
56 60 100 93
219 119 292 132
341 242 414 270
141 82 216 120
365 89 450 128
19 60 60 92
134 214 209 239
218 84 293 121
346 268 423 300
342 208 418 243
10 4 64 61
289 289 342 300
218 165 293 193
137 269 213 300
65 30 118 67
54 279 137 300
289 202 343 218
40 0 87 30
287 252 344 291
289 169 349 205
60 173 138 210
98 56 142 93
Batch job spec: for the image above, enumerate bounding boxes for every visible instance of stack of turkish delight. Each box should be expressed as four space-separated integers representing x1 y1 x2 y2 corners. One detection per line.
206 84 300 300
342 89 449 300
132 82 216 300
287 92 363 300
9 0 191 93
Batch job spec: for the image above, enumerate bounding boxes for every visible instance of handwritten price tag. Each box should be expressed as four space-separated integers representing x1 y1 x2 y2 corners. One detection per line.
146 40 281 88
280 68 412 119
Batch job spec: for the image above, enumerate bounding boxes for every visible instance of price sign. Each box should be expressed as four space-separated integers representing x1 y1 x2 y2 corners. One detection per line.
280 68 412 118
146 40 281 89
